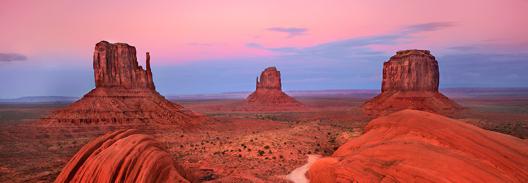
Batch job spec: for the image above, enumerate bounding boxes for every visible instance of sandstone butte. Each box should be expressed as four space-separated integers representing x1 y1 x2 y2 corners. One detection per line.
245 66 303 110
54 129 190 183
308 109 528 183
41 41 202 126
363 49 461 115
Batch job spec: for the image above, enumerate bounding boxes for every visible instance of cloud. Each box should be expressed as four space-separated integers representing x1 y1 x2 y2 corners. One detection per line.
0 53 27 62
249 22 455 61
245 42 264 49
267 27 307 38
438 52 528 88
403 22 455 33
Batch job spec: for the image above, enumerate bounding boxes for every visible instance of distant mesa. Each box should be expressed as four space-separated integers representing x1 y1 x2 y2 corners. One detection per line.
41 41 203 126
308 110 528 182
362 49 461 115
55 129 189 183
245 67 303 110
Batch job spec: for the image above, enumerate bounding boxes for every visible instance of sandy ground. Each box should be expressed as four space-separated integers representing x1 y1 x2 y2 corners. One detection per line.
286 155 321 183
0 92 527 182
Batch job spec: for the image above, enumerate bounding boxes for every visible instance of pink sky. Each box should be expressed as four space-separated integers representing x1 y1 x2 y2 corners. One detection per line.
1 0 527 98
1 0 527 64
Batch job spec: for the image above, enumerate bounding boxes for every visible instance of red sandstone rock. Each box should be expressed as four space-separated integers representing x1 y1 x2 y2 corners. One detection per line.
245 67 303 110
382 50 439 92
256 67 282 90
308 110 528 182
363 50 461 115
94 41 155 89
41 41 203 126
55 129 189 183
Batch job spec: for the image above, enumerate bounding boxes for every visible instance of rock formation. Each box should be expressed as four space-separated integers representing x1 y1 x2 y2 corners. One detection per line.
308 110 528 182
55 129 189 183
41 41 202 126
245 67 303 110
94 41 155 89
363 49 461 115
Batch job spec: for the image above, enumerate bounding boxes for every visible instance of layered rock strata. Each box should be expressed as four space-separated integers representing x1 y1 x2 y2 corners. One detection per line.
42 41 202 126
55 129 189 183
363 50 461 115
245 67 303 109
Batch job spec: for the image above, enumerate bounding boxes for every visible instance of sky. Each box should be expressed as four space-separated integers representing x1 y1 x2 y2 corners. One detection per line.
1 0 527 98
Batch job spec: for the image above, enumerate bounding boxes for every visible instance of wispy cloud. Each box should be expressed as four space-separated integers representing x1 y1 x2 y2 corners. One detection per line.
249 22 455 60
267 27 307 38
0 53 27 62
403 22 455 33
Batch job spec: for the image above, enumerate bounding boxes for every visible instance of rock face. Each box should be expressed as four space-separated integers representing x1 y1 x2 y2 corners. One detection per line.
381 50 438 92
363 50 460 115
94 41 155 89
42 41 202 126
255 67 282 90
55 129 189 183
245 67 303 110
308 110 528 182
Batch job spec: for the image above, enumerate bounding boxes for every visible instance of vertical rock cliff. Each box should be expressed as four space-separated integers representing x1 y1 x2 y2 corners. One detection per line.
93 41 155 89
381 50 439 92
256 67 282 90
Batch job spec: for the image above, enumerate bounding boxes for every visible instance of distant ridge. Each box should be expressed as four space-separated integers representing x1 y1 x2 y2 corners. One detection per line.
0 96 78 103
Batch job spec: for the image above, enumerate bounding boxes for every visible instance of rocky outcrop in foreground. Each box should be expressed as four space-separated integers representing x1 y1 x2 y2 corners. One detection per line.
308 110 528 182
245 67 303 110
55 129 189 183
363 50 461 115
41 41 202 126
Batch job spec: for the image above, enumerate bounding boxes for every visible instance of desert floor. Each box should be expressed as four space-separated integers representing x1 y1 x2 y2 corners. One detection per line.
0 90 527 182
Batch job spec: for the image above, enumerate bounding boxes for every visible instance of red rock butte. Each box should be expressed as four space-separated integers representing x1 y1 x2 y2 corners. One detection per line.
363 49 461 115
54 129 189 183
308 110 528 182
245 67 303 109
41 41 202 126
93 41 155 89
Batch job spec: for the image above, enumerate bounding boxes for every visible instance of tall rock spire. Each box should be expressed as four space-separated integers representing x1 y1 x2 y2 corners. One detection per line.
145 52 155 89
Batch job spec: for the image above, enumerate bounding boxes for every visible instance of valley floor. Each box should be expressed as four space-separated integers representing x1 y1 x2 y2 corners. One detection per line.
0 92 527 182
